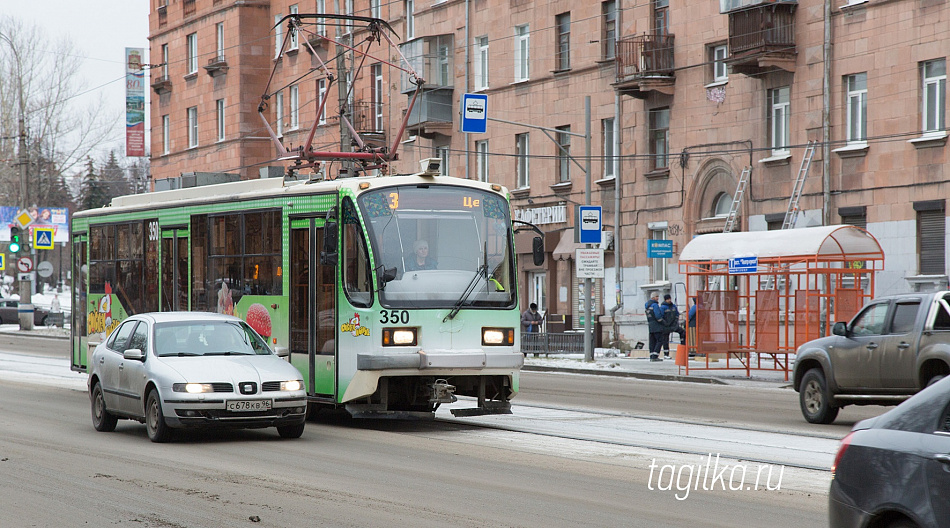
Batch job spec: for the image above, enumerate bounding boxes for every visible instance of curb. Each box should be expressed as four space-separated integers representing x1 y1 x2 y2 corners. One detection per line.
522 364 728 385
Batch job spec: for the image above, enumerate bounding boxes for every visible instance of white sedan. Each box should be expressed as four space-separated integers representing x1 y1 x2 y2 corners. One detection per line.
88 312 307 442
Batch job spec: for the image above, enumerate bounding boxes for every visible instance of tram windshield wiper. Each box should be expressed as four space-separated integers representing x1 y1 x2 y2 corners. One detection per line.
443 264 487 322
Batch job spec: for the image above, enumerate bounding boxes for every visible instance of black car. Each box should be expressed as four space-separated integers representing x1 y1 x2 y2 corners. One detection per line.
829 375 950 527
0 298 50 326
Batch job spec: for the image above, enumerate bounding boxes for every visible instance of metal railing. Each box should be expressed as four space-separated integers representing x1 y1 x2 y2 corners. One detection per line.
615 34 675 81
728 6 795 56
521 331 585 356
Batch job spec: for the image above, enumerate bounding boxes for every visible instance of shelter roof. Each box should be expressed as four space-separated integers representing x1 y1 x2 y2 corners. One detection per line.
678 225 884 262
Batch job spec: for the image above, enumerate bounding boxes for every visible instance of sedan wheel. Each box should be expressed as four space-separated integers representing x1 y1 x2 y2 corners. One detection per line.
800 368 839 424
277 422 306 439
146 390 172 443
91 382 118 432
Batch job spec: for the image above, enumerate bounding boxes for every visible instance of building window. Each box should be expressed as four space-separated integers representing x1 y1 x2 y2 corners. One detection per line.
602 1 616 60
515 25 530 82
603 118 615 178
556 125 571 182
711 44 728 83
516 133 529 188
215 22 225 60
162 114 170 154
274 14 283 57
187 106 198 148
651 227 669 282
370 0 381 19
316 0 326 35
476 140 489 182
289 5 299 50
186 33 197 74
922 59 946 134
275 91 284 136
649 108 670 170
317 79 327 125
654 0 669 35
767 86 790 155
714 193 733 217
437 41 451 86
846 73 867 143
555 13 571 71
474 36 489 91
372 64 384 132
161 44 169 77
916 202 946 275
405 0 414 40
289 85 299 130
435 146 449 176
216 99 225 142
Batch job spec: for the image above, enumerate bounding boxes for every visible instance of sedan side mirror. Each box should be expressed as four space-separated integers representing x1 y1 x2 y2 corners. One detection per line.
832 322 848 337
123 348 145 361
274 346 290 358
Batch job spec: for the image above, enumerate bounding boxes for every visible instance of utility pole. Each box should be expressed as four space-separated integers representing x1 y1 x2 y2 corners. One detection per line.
583 96 593 362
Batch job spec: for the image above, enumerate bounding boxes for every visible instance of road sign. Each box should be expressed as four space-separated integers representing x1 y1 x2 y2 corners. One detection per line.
647 239 673 258
16 256 33 273
460 93 488 133
0 253 4 271
729 256 758 274
578 206 602 244
36 261 54 278
14 209 34 229
34 227 54 250
18 272 35 282
575 248 605 278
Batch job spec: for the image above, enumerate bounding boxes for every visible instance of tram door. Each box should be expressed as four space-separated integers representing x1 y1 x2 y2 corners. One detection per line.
160 228 189 311
291 220 336 399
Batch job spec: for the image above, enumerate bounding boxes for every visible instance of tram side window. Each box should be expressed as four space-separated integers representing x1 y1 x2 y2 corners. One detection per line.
90 221 154 316
342 198 372 307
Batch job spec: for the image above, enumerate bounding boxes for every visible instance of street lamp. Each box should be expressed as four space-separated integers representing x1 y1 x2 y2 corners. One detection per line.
0 30 34 330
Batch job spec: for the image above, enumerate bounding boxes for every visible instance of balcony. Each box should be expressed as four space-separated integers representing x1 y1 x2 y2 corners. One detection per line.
347 101 387 142
151 75 172 94
406 89 453 139
203 55 228 77
725 2 797 76
399 35 455 94
183 0 196 17
613 34 675 99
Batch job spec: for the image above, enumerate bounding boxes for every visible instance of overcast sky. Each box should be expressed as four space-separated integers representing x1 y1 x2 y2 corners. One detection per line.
4 1 150 164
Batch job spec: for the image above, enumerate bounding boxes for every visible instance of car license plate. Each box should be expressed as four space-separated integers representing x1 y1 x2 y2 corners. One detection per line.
226 400 272 412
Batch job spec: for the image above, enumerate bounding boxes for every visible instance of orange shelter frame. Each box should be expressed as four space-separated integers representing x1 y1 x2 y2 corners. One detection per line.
677 225 885 380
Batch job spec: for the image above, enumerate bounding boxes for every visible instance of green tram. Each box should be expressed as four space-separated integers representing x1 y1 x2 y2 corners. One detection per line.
70 169 540 417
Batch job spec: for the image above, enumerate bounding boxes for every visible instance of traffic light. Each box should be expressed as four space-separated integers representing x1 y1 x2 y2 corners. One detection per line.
9 226 21 253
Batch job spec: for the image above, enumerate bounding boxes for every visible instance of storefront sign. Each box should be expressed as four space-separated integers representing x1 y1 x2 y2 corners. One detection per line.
515 204 567 226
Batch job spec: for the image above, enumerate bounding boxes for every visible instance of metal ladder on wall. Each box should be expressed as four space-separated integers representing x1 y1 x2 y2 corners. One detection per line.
709 166 752 291
781 140 817 230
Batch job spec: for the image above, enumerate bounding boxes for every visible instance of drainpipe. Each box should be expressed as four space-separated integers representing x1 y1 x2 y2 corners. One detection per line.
822 0 832 225
609 93 623 344
464 0 471 181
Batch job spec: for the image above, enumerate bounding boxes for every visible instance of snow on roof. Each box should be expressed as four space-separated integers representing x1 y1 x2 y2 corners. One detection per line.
678 225 884 262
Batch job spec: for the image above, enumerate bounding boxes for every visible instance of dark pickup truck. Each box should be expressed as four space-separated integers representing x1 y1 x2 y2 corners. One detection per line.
792 291 950 424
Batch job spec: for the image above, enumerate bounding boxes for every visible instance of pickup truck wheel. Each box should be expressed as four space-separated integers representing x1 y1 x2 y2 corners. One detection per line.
800 368 839 424
927 375 945 388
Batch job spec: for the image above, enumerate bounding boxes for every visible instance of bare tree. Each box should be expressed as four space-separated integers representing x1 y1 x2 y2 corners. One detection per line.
0 16 117 208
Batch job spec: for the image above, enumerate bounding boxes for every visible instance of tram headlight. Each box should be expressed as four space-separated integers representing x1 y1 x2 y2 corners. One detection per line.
482 328 514 346
382 327 418 346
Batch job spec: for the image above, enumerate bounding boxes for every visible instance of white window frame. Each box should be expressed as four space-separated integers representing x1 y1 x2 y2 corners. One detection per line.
602 1 616 60
768 86 791 155
372 64 384 132
556 125 571 182
713 45 728 83
846 72 867 144
316 0 326 36
186 33 198 74
187 106 198 148
603 118 615 178
274 14 283 58
474 36 489 91
476 140 489 182
405 0 415 40
289 5 299 51
275 91 284 136
370 0 381 19
555 13 571 72
215 22 224 60
318 79 327 125
216 99 225 142
651 227 669 282
922 59 946 134
162 114 170 154
515 25 530 82
516 133 530 188
289 85 299 130
161 44 169 77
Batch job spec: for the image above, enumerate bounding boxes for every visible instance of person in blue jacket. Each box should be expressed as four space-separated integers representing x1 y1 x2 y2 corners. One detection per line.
645 292 665 361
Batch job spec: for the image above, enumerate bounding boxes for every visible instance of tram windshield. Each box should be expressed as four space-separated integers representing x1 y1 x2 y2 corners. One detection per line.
358 185 516 309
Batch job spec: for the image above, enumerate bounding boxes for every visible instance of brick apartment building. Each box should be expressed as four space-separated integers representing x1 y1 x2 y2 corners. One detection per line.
148 0 948 345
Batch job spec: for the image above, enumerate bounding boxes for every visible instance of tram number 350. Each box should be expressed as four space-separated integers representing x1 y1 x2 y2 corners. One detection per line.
379 310 410 325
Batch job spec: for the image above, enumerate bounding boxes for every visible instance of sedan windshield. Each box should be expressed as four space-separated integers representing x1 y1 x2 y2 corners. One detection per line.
154 321 272 357
359 185 516 310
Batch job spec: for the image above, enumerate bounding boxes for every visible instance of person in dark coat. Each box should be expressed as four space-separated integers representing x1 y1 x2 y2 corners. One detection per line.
645 292 665 361
660 294 685 358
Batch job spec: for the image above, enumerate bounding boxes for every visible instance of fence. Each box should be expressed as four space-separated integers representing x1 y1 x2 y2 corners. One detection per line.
521 331 585 356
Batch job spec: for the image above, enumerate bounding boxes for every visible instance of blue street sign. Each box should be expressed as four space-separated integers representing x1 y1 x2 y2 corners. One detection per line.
729 256 758 274
34 227 54 250
647 239 673 258
578 206 602 244
460 93 488 133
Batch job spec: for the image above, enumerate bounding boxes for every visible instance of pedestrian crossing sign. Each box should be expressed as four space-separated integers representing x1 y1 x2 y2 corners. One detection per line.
34 227 54 250
0 253 4 271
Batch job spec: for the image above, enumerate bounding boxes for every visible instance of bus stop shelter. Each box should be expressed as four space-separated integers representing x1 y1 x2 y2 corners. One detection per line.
677 225 885 379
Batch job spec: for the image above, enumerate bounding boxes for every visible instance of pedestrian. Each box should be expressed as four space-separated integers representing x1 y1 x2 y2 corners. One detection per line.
687 296 699 357
645 292 665 361
521 302 544 356
660 294 684 358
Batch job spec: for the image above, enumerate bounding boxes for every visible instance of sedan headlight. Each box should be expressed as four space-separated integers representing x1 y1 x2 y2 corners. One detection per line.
482 327 514 346
173 383 214 393
280 380 303 391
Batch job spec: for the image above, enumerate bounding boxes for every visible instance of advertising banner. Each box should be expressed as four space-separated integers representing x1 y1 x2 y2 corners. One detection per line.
1 206 70 243
125 47 146 157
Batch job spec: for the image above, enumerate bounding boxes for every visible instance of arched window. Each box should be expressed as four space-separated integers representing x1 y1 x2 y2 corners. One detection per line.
713 193 733 217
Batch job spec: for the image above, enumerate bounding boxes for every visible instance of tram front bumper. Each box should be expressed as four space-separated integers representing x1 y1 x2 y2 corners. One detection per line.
356 350 524 370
